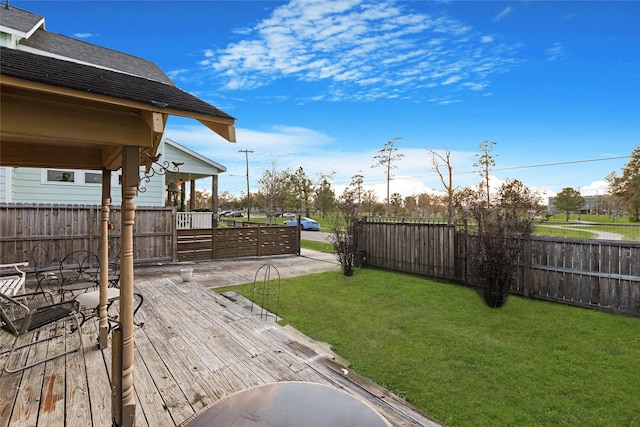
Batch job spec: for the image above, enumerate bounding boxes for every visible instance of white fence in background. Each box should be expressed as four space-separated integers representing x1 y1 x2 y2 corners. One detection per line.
176 212 214 229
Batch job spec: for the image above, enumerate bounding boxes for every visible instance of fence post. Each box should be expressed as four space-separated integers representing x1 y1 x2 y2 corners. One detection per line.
523 239 532 297
172 207 178 262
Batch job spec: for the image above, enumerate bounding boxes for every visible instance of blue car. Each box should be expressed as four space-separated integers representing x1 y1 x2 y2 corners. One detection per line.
284 217 320 231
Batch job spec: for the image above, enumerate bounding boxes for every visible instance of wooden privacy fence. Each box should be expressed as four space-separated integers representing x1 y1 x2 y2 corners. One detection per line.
1 204 300 265
358 220 640 317
0 204 175 265
522 237 640 316
177 225 298 261
359 222 458 280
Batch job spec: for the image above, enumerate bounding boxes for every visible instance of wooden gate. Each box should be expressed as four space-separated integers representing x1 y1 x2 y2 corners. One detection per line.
177 225 298 261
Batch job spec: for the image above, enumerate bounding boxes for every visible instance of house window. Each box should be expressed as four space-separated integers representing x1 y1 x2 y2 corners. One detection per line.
47 170 75 183
44 169 102 185
85 172 102 184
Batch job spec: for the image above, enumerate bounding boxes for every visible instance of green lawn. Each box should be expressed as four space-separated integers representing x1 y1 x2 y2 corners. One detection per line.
300 239 334 253
546 214 632 224
537 214 640 240
217 269 640 427
533 224 595 239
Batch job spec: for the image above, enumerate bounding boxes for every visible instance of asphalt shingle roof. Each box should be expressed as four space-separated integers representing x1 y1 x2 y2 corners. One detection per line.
20 29 176 86
1 46 234 121
0 5 43 35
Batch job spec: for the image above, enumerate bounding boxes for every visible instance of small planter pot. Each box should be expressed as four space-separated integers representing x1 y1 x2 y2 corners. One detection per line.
180 268 193 282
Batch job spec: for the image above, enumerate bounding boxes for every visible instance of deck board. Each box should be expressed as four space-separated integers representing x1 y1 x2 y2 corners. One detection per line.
0 272 442 427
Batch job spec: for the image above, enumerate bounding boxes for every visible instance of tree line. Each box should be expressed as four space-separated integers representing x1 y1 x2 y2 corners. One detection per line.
197 142 639 224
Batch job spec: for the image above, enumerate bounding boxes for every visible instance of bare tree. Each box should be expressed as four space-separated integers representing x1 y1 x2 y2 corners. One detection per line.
427 148 456 224
257 159 289 222
371 137 404 216
349 172 364 209
474 141 496 207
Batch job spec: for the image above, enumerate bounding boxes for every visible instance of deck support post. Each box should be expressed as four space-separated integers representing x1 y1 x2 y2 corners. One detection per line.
98 169 111 348
112 146 139 427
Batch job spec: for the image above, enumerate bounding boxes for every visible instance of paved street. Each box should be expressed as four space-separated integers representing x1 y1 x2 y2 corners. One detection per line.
301 230 332 243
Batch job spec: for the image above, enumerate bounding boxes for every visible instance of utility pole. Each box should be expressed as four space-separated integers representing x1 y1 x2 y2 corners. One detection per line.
239 149 254 221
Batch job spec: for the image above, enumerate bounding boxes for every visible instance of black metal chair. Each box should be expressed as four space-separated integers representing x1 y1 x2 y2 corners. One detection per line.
0 291 82 373
30 241 65 293
56 250 100 300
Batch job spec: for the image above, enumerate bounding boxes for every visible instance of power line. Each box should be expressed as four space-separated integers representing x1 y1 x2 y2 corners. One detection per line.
489 155 630 173
385 154 631 183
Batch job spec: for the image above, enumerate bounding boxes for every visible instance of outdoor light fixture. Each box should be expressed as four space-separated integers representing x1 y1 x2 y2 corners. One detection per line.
167 182 180 193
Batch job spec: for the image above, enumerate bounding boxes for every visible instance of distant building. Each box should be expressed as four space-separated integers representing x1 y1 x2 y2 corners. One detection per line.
548 195 609 214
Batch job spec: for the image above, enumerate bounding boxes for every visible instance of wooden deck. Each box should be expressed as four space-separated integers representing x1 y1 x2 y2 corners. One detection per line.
1 274 442 427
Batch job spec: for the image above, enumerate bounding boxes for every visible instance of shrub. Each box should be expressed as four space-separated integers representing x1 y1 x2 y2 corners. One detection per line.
458 179 539 307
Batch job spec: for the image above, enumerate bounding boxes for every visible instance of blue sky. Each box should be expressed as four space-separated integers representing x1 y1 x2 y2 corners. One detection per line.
18 0 640 202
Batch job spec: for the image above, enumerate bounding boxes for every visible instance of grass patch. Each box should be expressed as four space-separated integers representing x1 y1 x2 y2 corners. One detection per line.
300 239 334 253
533 224 595 239
547 214 632 224
217 269 640 427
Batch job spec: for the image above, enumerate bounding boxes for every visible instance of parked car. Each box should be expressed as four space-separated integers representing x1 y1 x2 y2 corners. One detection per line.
228 211 244 217
282 212 296 218
283 217 320 231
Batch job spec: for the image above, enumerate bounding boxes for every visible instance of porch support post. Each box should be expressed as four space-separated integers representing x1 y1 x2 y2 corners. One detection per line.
212 175 218 228
189 179 196 211
98 169 111 348
112 146 138 427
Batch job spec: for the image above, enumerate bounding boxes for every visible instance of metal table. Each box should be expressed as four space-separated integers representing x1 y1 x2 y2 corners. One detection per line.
180 381 390 427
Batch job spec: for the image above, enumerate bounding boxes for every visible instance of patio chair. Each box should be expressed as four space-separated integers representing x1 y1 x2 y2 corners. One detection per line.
56 250 100 300
75 288 144 332
30 241 65 292
0 262 29 297
0 291 82 373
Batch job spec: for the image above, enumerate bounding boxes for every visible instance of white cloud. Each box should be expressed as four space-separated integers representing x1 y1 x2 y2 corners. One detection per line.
74 33 94 39
493 7 512 22
204 0 521 101
166 69 191 82
580 180 609 196
546 42 566 61
165 123 487 201
442 75 462 85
